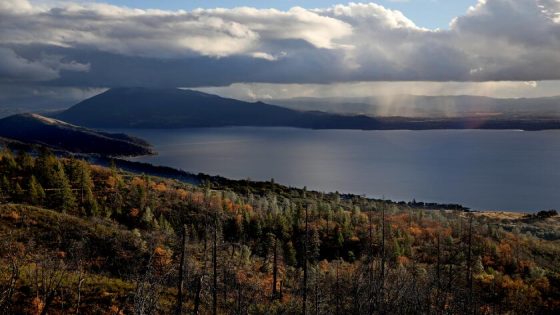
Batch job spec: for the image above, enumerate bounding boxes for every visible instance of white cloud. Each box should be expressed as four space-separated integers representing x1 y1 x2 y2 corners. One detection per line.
0 2 351 58
0 0 559 84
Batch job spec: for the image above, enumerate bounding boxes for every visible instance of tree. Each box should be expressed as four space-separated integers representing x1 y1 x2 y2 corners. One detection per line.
28 175 45 206
176 225 188 315
284 241 297 267
310 227 321 263
39 156 75 212
272 235 279 299
66 159 98 216
142 207 155 228
0 175 10 203
303 205 309 315
107 162 125 216
212 208 219 315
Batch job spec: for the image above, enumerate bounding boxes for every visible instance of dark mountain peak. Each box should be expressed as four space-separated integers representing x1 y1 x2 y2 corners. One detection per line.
57 87 302 128
104 87 218 98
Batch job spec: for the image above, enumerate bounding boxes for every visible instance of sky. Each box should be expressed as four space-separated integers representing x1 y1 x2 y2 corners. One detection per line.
1 0 560 108
99 0 475 29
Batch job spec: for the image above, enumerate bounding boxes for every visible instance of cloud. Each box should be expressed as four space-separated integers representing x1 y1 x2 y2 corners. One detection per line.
0 48 58 82
0 0 559 86
0 2 350 58
0 85 104 111
0 0 32 13
194 80 560 101
0 47 89 83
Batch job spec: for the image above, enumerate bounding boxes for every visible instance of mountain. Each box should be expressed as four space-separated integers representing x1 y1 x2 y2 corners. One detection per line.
56 87 285 128
57 87 560 130
57 87 380 129
270 95 560 118
0 113 153 156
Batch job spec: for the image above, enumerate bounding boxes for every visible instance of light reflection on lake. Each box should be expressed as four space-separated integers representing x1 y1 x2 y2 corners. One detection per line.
113 127 560 212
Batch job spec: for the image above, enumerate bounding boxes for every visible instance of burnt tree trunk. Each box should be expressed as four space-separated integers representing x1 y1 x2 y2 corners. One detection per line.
176 225 188 315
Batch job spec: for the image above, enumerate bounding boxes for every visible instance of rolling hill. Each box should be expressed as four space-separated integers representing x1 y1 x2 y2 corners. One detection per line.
0 113 153 156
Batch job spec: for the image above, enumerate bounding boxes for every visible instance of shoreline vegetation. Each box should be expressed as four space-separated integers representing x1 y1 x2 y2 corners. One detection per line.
0 138 473 212
0 137 549 214
92 156 473 213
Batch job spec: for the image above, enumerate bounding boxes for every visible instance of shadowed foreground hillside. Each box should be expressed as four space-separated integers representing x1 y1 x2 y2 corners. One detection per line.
0 148 559 314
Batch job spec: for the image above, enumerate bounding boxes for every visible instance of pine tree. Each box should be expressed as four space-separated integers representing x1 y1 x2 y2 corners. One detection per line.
17 151 34 176
107 164 125 217
0 175 10 203
310 227 321 263
283 241 297 266
68 159 98 216
49 160 76 213
28 175 45 206
158 215 174 234
142 207 155 227
335 229 344 253
0 148 17 176
473 256 484 275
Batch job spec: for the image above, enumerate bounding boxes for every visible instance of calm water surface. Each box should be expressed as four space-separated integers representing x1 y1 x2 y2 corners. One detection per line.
116 127 560 212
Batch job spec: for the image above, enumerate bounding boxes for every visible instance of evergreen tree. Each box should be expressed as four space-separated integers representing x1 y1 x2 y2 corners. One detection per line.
310 227 321 262
47 160 76 212
158 215 174 234
283 241 297 266
0 148 17 176
17 151 34 175
473 256 484 274
28 175 45 206
109 165 125 216
142 206 155 228
335 229 345 252
0 175 10 202
67 159 98 216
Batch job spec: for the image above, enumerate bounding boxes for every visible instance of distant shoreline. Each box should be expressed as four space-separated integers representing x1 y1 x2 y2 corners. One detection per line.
89 155 474 213
0 132 549 214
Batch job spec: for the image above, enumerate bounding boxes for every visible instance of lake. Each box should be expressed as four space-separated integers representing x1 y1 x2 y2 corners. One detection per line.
115 127 560 212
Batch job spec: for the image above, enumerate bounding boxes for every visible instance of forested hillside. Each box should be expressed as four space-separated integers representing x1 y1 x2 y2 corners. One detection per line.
0 148 559 314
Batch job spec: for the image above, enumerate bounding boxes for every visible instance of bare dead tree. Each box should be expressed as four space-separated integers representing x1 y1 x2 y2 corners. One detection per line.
466 215 474 314
379 201 386 313
0 239 24 314
335 261 340 315
176 225 188 315
133 248 172 315
193 274 203 315
272 236 278 300
193 215 210 315
367 212 376 314
303 205 309 315
29 256 68 315
74 263 86 314
212 207 219 315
